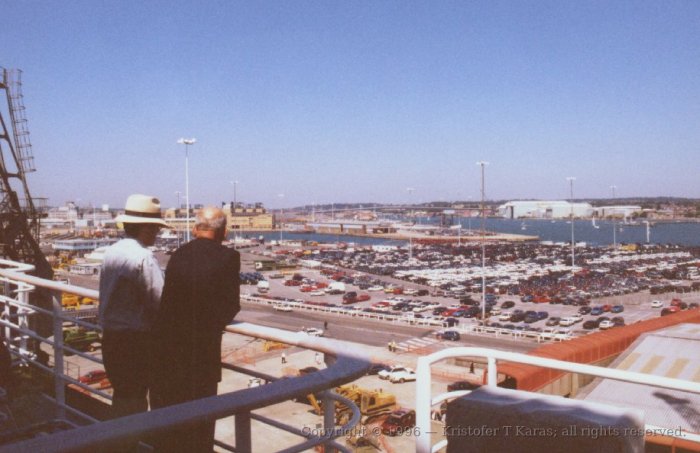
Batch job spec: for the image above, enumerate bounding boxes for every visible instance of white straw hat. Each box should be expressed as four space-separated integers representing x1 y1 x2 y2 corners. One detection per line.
115 194 169 227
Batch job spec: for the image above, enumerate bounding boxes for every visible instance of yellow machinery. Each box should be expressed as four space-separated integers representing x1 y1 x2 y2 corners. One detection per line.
263 341 287 352
334 384 397 425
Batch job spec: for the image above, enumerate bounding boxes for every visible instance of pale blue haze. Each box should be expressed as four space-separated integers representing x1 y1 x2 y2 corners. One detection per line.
1 1 699 208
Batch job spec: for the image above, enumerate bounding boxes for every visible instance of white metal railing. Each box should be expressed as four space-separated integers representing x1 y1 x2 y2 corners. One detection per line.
0 260 371 452
415 347 700 453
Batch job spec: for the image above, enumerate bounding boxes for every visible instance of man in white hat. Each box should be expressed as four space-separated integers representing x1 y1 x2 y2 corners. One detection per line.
99 194 169 419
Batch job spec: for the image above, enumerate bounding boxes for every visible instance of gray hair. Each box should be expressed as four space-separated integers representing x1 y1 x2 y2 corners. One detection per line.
195 209 227 231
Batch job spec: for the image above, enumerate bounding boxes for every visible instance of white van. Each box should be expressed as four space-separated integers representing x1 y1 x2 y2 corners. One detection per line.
257 280 270 293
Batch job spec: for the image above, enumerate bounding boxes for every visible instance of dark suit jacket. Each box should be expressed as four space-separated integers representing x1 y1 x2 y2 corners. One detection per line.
152 238 240 393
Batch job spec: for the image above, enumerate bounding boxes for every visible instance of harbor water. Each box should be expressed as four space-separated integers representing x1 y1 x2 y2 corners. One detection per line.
243 218 700 247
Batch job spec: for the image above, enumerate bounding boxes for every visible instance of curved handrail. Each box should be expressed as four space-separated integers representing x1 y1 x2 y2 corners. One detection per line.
415 346 700 453
4 321 371 452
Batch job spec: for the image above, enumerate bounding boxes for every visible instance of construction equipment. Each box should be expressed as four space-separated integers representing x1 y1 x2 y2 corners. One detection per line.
263 340 287 352
334 384 397 425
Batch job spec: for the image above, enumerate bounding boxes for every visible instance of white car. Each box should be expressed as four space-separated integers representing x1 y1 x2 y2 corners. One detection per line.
273 303 293 312
368 285 384 292
299 328 324 337
558 317 578 327
490 307 502 316
499 312 512 321
378 366 410 380
384 367 416 383
309 290 326 296
651 300 663 308
599 320 614 330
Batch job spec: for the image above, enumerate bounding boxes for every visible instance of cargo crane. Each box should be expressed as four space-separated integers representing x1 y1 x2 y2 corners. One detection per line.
0 68 53 351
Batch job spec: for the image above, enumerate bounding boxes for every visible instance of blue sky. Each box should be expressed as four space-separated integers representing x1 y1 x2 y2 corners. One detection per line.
2 1 699 209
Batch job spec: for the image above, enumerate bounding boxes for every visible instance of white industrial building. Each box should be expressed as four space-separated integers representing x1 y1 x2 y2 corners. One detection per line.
498 201 594 219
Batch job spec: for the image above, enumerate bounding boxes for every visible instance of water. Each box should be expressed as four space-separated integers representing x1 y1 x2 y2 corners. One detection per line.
456 218 700 247
231 219 700 247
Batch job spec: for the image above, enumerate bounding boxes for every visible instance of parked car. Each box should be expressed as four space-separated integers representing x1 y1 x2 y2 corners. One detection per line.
439 330 461 341
380 366 417 383
379 366 409 380
582 320 598 330
501 300 516 309
661 306 680 316
545 316 561 327
381 409 416 436
651 300 663 308
611 305 624 313
599 320 614 330
578 306 592 315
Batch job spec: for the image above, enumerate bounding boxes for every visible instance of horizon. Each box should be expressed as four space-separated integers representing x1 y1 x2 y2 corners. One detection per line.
2 2 699 209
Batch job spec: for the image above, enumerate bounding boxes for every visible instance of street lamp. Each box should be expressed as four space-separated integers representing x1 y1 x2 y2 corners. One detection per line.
278 193 285 242
406 187 415 260
610 185 617 248
567 176 576 271
174 191 182 247
477 161 489 323
231 180 239 210
177 137 196 242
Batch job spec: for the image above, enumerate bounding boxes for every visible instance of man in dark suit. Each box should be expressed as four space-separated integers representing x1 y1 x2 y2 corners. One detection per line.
151 206 240 452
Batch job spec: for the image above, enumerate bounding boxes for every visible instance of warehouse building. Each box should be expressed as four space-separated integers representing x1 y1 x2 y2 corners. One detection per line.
498 201 594 219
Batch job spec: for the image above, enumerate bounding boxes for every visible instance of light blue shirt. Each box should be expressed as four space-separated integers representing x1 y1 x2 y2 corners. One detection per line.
98 238 164 331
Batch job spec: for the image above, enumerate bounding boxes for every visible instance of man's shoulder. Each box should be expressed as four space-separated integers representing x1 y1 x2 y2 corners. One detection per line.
104 238 150 260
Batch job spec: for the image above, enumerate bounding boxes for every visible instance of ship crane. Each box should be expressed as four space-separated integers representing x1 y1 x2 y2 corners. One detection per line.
0 67 53 346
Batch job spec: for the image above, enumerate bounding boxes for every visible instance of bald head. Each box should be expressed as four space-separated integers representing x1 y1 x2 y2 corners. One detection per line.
193 207 227 242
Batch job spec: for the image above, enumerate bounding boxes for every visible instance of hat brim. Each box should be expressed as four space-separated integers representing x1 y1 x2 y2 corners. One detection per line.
115 214 171 228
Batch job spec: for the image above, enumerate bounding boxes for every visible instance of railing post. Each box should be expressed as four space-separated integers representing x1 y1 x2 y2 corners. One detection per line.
487 356 497 387
17 288 29 355
415 356 432 453
235 411 252 453
322 391 336 453
51 289 66 419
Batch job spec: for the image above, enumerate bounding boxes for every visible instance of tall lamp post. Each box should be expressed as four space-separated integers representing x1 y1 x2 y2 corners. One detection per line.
567 176 576 271
610 185 617 248
231 180 238 209
278 193 285 242
477 161 489 323
406 187 415 260
178 137 196 242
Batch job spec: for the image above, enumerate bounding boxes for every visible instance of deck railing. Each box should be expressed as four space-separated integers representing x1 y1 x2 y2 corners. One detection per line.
415 347 700 453
0 259 371 452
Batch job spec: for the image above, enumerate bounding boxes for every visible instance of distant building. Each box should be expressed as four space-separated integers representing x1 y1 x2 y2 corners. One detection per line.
498 201 593 219
52 238 118 252
163 202 273 230
594 205 643 218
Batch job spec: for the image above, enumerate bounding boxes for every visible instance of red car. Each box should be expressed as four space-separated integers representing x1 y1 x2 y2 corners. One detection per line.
356 293 371 302
79 369 107 384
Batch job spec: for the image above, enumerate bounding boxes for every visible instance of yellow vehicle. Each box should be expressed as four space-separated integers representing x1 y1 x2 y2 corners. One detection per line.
61 294 80 309
335 384 397 425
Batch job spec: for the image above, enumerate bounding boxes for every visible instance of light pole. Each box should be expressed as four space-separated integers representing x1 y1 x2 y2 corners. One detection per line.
610 185 617 248
406 187 415 260
477 161 489 323
278 193 284 242
174 191 182 247
178 137 196 242
567 176 576 271
231 180 238 210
